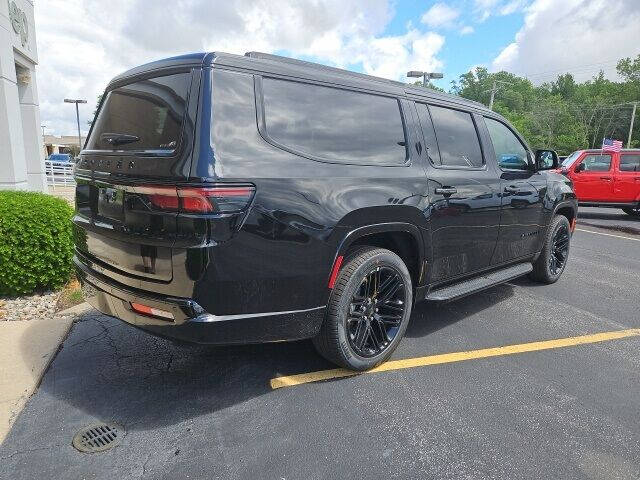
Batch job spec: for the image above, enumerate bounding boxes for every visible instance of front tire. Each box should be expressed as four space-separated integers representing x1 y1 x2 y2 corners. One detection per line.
622 206 640 218
529 215 571 284
313 247 413 371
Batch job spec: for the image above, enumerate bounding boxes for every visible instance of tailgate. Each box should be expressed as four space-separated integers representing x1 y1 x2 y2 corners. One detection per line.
73 69 200 282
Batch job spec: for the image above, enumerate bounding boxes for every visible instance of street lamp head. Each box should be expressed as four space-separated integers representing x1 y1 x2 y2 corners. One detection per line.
64 99 88 104
406 71 424 78
427 72 444 80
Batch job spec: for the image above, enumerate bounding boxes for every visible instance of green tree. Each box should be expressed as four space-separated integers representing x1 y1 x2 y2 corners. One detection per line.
87 94 102 126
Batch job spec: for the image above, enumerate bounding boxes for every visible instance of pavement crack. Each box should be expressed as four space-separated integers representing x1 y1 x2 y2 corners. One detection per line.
0 444 65 461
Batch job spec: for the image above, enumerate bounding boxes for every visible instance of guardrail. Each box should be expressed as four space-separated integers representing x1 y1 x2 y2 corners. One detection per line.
45 160 75 187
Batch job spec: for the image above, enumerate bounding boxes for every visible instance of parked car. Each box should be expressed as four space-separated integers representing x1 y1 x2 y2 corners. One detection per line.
47 153 72 164
73 52 577 370
559 149 640 217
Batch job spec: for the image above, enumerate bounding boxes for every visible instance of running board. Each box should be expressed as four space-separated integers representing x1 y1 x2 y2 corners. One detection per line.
425 263 533 302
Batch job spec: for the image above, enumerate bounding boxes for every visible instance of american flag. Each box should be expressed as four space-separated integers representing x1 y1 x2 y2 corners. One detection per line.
602 138 623 153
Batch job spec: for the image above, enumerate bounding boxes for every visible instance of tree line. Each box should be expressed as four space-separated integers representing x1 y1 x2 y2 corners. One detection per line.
449 55 640 155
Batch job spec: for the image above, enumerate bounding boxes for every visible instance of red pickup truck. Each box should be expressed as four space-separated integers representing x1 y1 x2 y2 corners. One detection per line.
559 149 640 217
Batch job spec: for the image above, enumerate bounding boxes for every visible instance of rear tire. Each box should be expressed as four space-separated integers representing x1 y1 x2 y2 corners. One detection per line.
529 215 571 284
622 207 640 218
313 247 413 371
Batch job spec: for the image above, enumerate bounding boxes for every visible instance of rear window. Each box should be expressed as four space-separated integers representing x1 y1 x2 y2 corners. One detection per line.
86 72 191 152
261 77 407 165
620 154 640 171
428 105 483 168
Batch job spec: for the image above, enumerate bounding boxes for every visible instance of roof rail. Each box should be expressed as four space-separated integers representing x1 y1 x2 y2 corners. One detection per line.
244 51 407 87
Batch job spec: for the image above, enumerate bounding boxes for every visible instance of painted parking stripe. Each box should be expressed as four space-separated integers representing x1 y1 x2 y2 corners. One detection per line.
575 228 640 242
270 328 640 389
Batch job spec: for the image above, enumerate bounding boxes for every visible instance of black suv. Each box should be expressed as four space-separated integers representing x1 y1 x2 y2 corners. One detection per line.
74 52 577 370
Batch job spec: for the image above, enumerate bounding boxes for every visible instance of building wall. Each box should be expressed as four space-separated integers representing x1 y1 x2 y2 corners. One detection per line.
0 0 46 191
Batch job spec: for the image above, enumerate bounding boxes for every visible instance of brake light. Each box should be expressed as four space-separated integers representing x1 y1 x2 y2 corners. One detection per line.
135 185 255 213
178 186 255 213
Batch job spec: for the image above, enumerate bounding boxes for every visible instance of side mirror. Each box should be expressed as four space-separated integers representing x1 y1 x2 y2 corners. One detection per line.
535 149 559 170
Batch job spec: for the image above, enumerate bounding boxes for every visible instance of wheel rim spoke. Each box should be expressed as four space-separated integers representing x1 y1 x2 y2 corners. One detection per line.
346 265 407 358
549 225 570 275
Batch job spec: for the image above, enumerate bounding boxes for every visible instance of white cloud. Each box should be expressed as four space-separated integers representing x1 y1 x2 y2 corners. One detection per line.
421 3 460 28
474 0 527 21
492 0 640 83
499 0 526 15
35 0 445 136
460 25 475 35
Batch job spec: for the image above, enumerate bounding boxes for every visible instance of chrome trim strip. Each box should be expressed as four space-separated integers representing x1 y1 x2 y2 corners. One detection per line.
190 305 326 323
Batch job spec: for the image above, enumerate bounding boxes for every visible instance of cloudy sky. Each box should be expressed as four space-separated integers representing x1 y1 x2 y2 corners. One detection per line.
35 0 640 137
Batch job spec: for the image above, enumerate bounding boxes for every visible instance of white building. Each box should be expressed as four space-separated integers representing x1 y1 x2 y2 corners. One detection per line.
1 0 45 191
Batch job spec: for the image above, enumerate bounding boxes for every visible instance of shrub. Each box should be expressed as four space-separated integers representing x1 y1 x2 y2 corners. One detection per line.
0 191 74 296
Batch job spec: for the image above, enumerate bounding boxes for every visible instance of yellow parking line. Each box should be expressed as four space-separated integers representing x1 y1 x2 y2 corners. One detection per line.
575 228 640 242
270 329 640 389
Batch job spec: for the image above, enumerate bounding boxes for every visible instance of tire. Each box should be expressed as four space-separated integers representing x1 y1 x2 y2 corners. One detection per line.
621 207 640 218
529 215 571 284
313 247 413 371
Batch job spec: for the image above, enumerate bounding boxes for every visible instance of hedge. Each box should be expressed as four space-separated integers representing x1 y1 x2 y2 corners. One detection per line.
0 190 74 296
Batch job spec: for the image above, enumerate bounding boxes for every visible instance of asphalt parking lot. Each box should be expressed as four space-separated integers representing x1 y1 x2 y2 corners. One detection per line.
2 207 640 480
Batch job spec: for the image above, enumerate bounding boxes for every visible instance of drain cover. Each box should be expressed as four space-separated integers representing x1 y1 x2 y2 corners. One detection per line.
72 423 124 453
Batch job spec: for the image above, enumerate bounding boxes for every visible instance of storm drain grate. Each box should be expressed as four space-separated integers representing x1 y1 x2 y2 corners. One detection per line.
72 422 124 453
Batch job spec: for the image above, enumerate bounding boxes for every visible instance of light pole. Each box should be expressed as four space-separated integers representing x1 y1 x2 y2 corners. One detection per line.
64 98 87 151
627 101 637 149
41 124 47 157
407 70 444 88
485 80 513 110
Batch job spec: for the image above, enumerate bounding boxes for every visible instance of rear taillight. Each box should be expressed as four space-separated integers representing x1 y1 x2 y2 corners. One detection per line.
135 185 255 213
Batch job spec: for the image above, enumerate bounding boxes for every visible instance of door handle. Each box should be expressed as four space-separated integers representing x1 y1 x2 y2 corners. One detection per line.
504 185 519 193
600 176 612 181
434 187 457 195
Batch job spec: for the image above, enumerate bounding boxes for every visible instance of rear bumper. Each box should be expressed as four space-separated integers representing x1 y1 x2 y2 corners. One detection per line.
74 256 325 344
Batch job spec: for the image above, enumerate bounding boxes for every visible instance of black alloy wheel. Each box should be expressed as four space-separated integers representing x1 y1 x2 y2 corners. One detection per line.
346 266 406 358
549 223 570 276
313 247 413 370
622 206 640 218
530 214 571 284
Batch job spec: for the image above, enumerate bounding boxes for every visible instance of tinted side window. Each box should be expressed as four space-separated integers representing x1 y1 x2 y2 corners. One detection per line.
580 154 611 171
87 73 191 151
484 117 530 170
428 105 483 167
620 154 640 171
262 78 406 165
415 102 442 165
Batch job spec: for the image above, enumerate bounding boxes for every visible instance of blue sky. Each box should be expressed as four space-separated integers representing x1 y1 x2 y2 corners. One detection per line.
37 0 639 136
384 0 525 89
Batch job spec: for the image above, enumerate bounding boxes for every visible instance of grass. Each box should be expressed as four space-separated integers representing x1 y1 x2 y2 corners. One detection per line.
55 277 85 312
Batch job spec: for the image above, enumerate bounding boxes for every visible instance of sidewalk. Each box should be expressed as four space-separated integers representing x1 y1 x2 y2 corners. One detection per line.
0 303 89 444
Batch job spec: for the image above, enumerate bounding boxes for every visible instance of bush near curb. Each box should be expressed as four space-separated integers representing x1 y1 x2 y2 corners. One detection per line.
0 190 74 296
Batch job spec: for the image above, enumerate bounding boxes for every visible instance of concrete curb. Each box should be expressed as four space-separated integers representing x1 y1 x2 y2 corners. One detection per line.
57 301 92 316
0 310 79 444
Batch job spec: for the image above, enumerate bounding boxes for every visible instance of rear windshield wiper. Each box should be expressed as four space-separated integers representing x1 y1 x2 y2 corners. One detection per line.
100 133 140 146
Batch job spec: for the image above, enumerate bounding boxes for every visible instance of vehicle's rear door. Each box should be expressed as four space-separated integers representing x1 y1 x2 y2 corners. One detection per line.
481 116 546 264
613 152 640 202
414 102 501 282
570 153 614 201
74 69 200 284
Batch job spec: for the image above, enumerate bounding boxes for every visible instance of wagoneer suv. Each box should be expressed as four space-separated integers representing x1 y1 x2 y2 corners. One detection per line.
74 52 577 370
